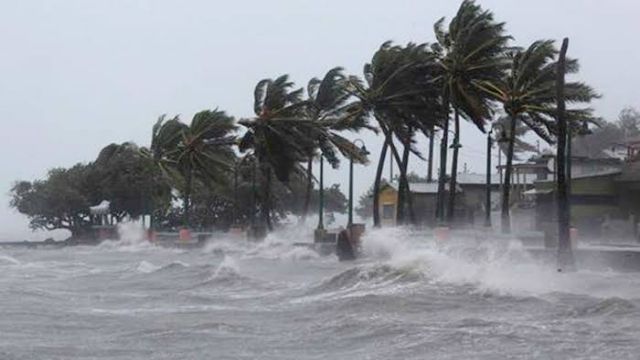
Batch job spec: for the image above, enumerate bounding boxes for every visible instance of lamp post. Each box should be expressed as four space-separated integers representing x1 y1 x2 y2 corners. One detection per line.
317 155 324 231
485 130 493 227
348 139 369 226
494 125 509 201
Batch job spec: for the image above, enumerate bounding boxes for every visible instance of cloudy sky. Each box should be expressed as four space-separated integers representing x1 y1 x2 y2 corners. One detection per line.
1 0 638 240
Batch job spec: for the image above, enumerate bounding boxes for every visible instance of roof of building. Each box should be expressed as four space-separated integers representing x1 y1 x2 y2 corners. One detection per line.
456 173 503 185
384 181 462 194
89 200 110 215
536 169 622 183
573 169 622 179
533 153 622 164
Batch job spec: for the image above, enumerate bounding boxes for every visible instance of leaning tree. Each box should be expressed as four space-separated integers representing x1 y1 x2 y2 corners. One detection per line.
300 67 371 222
433 0 511 224
147 110 237 228
479 39 599 233
347 42 442 226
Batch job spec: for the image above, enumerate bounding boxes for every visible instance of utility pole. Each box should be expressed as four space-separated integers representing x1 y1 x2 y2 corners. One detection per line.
556 37 575 271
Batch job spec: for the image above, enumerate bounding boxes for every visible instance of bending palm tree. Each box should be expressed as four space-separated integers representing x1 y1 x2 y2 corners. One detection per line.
347 42 441 226
239 75 305 230
480 40 599 233
301 67 371 222
433 0 511 224
150 110 237 228
240 75 364 230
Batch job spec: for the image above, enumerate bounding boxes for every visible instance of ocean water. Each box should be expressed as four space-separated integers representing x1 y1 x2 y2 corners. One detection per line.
1 225 640 359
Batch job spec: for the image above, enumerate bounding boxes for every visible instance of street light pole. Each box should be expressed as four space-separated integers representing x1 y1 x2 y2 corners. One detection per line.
318 155 324 230
485 131 493 227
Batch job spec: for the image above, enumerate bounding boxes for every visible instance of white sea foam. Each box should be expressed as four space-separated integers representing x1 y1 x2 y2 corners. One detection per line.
212 255 241 279
96 222 181 253
241 225 320 261
136 260 161 273
361 227 640 299
202 236 248 255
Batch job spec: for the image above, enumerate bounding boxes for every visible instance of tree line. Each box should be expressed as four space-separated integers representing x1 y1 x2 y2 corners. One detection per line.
11 0 601 238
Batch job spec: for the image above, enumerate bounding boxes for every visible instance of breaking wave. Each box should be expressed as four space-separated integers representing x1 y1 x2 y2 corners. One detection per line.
0 253 21 266
135 260 190 274
309 263 422 295
569 297 637 317
359 227 640 299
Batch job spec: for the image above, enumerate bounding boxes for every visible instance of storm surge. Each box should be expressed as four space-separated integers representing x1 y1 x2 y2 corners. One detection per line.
2 226 640 359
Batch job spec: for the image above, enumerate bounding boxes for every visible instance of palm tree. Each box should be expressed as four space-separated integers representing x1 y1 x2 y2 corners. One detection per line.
149 110 237 228
240 74 370 230
239 75 308 230
433 0 511 224
300 67 371 222
142 115 185 230
347 42 442 227
479 40 599 233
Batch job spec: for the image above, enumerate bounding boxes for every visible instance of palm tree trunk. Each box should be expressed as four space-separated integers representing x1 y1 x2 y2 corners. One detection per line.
301 158 313 223
427 129 435 182
396 140 409 225
183 166 192 228
263 166 273 231
447 108 460 223
399 137 416 225
556 37 575 270
436 101 450 224
379 124 410 225
373 138 389 227
501 115 517 234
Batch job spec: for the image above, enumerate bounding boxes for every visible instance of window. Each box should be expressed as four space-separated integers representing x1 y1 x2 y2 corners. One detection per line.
382 204 395 219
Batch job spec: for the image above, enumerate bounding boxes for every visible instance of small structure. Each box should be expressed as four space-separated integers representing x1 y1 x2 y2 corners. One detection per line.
89 200 111 225
89 200 117 241
377 181 462 227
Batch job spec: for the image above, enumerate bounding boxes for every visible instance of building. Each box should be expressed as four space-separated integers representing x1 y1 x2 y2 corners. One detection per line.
529 157 640 240
376 174 501 227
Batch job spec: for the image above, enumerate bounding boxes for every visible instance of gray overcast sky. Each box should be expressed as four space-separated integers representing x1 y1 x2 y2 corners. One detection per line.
1 0 638 240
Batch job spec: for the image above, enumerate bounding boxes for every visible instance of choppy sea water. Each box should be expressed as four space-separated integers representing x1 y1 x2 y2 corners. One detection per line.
2 225 640 360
